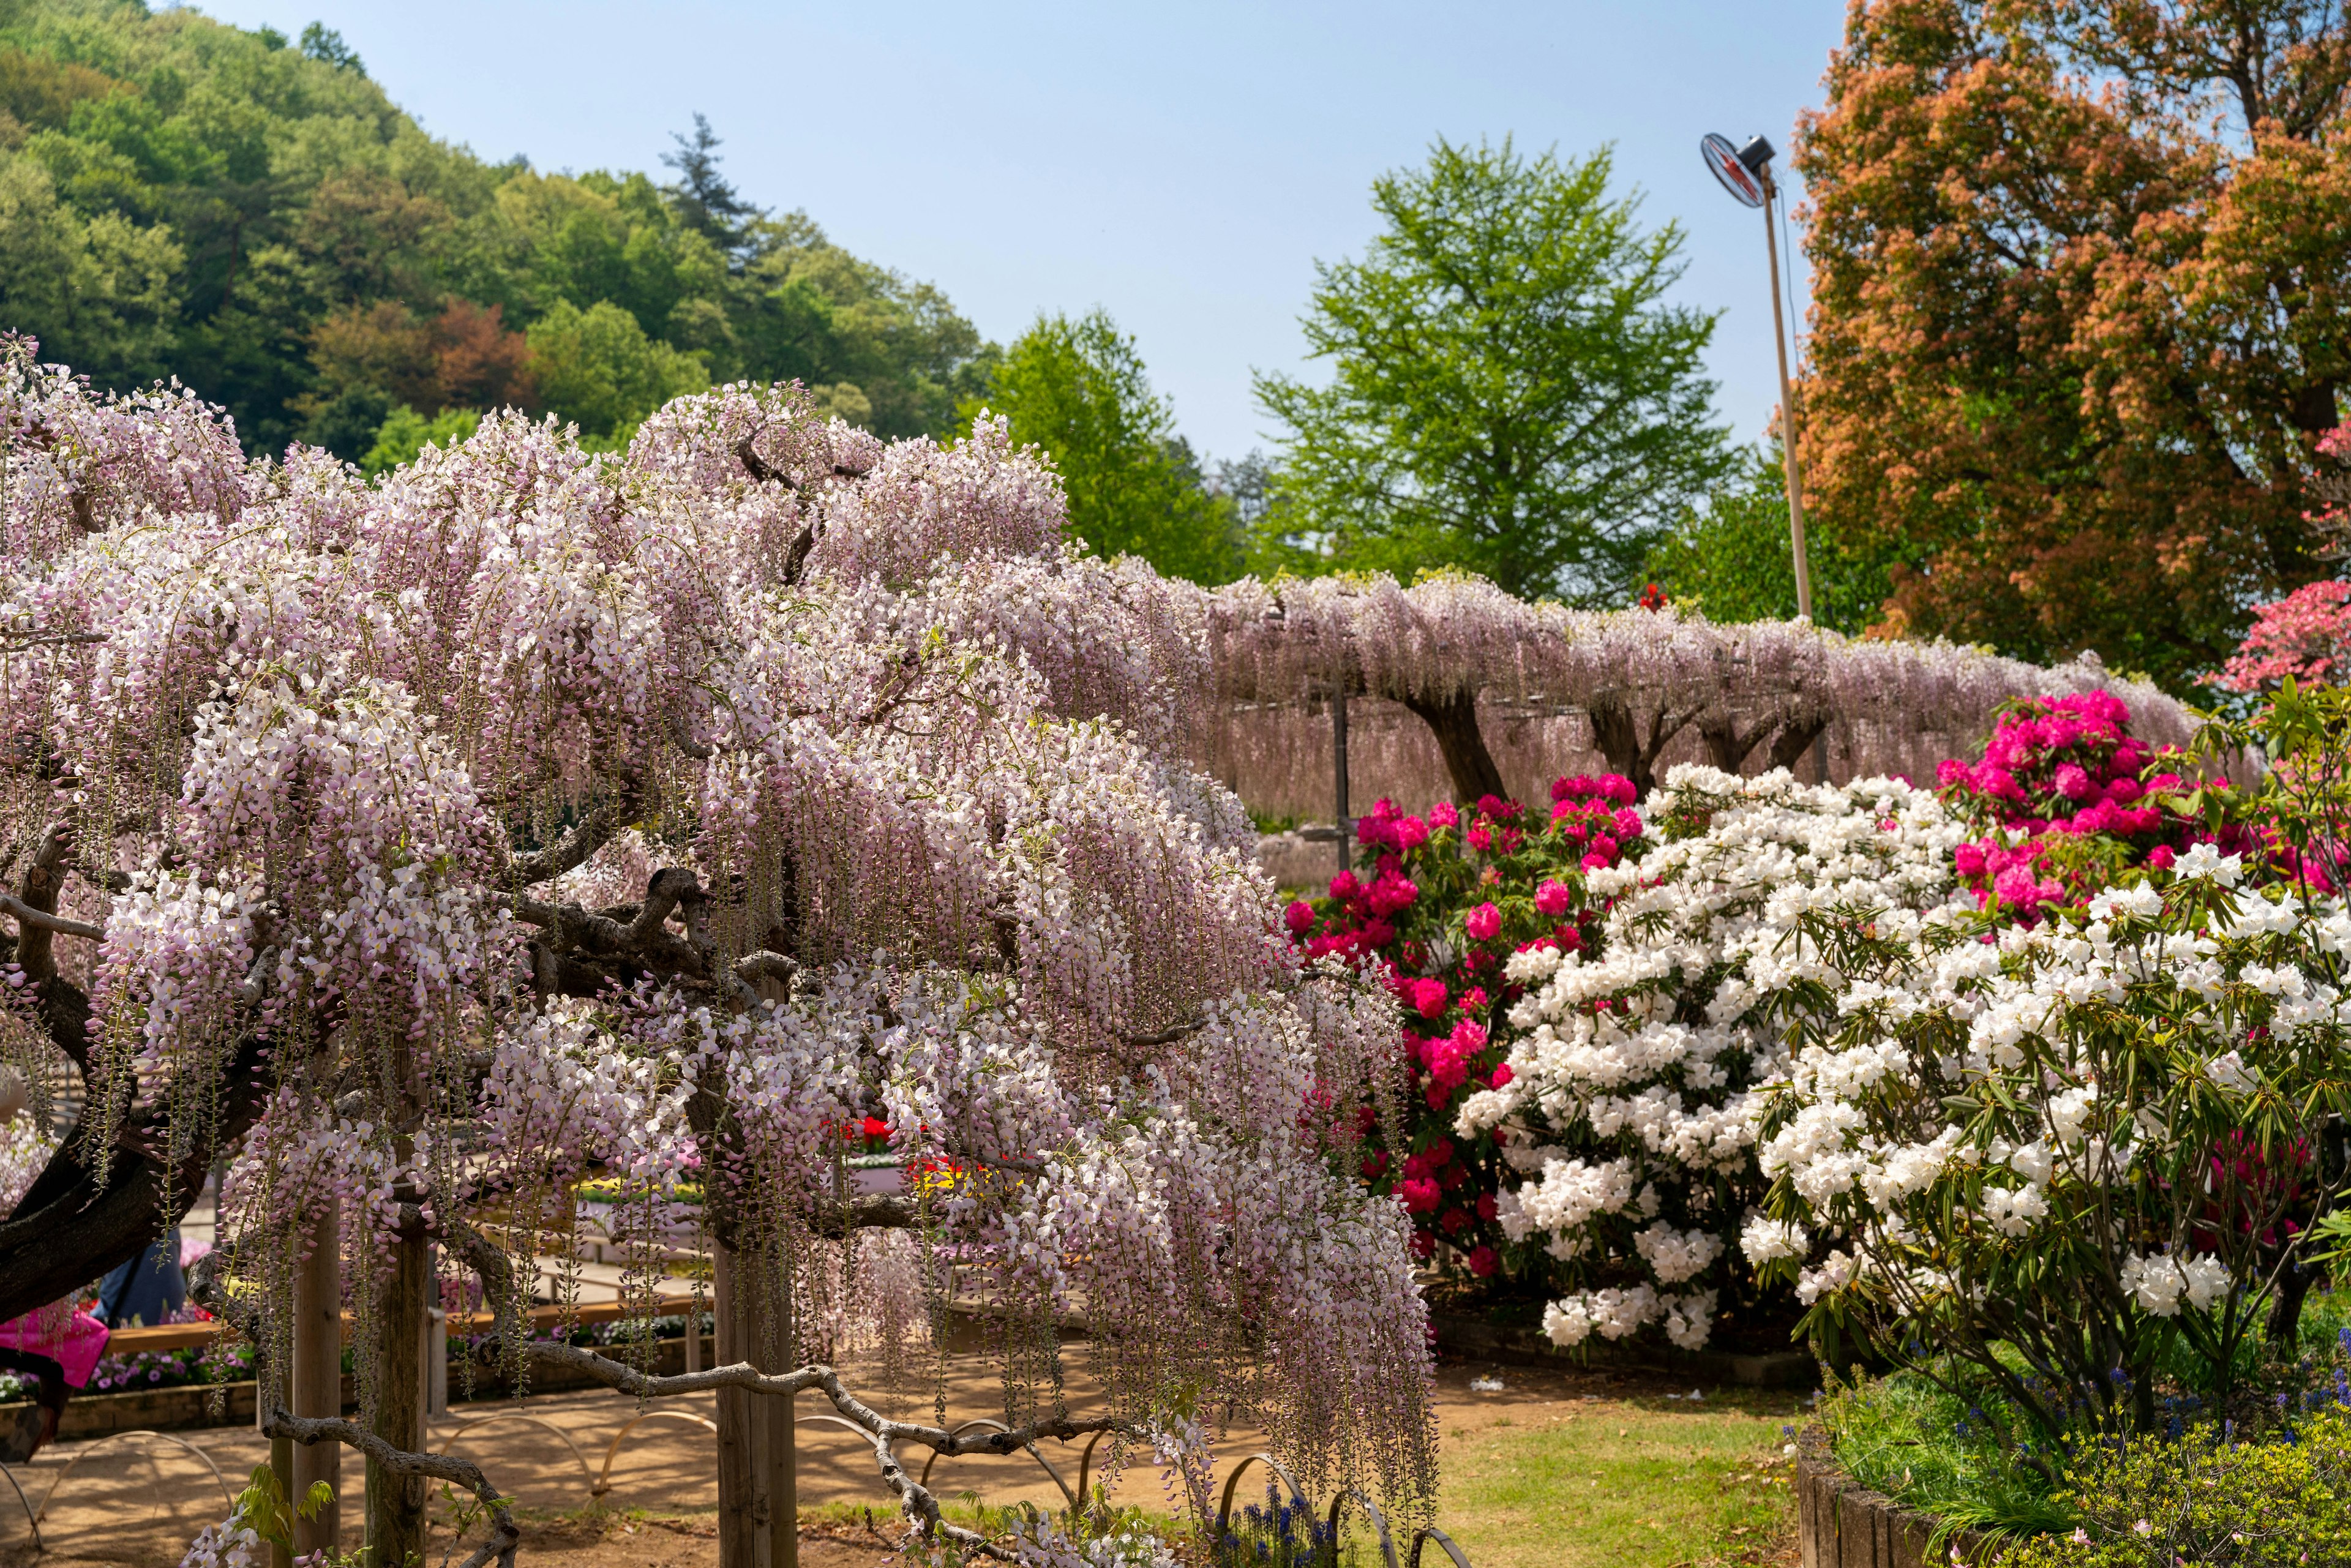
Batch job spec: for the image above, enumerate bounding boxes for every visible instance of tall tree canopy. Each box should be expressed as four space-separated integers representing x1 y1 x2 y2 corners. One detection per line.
0 0 991 453
970 307 1243 584
1254 138 1734 605
1798 0 2351 688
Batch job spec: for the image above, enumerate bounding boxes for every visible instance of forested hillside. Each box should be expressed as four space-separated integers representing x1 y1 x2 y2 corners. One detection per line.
0 0 991 456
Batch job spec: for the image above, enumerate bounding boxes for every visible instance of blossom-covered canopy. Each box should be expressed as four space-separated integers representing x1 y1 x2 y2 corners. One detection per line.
0 344 1434 1555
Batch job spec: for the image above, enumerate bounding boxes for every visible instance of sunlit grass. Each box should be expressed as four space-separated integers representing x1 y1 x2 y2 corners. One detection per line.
1430 1389 1805 1568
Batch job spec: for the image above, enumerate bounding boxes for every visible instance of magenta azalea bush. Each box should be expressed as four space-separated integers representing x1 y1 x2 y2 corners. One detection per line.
1285 778 1648 1278
1939 691 2340 917
2209 579 2351 696
1937 692 2213 920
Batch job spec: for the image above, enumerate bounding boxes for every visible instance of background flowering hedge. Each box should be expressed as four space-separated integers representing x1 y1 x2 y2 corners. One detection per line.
1289 688 2337 1365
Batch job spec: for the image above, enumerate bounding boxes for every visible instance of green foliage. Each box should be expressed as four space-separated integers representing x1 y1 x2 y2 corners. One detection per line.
361 403 479 476
1989 1408 2351 1567
969 307 1242 584
1642 449 1910 631
525 298 707 443
230 1461 339 1556
1821 1370 2072 1542
1255 137 1734 604
0 0 989 454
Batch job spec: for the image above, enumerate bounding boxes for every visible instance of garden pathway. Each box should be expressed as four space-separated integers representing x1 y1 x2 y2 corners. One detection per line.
0 1356 1804 1567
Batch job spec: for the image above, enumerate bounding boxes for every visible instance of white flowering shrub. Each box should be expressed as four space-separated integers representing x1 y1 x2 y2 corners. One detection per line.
1454 765 1969 1349
1747 844 2351 1441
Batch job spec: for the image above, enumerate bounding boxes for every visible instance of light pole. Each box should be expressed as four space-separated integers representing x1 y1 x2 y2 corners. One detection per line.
1700 132 1812 623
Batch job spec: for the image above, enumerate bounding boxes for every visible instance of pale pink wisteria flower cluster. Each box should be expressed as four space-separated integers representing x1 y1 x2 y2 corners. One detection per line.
1194 573 2196 810
0 345 1434 1558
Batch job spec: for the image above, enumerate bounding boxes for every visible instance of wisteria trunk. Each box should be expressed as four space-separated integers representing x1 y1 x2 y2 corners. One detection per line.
1397 688 1506 805
713 1243 797 1568
293 1201 343 1558
366 1227 429 1565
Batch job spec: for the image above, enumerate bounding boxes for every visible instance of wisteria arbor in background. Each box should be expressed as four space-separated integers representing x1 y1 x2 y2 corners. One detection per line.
1199 574 2197 813
0 343 1434 1567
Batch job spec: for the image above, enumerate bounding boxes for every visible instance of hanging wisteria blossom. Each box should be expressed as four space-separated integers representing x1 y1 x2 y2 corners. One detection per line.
0 341 1434 1565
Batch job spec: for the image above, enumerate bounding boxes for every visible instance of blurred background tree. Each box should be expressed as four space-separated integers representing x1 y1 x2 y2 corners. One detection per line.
1643 447 1914 634
0 0 991 457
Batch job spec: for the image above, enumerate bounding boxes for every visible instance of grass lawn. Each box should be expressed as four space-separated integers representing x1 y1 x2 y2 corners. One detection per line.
1428 1362 1808 1568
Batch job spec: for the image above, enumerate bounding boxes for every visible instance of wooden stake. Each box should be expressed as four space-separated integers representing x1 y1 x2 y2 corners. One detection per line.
365 1226 428 1567
713 1243 798 1568
291 1199 342 1559
1332 688 1351 874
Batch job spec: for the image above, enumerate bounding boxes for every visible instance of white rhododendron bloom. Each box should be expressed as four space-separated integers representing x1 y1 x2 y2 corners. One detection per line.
1741 810 2351 1442
2120 1253 2231 1318
1459 766 1970 1348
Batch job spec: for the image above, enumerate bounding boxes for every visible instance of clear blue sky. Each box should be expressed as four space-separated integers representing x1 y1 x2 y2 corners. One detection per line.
187 0 1851 465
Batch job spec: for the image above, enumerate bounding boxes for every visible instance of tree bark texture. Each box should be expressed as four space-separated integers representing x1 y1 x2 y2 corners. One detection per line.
1397 688 1507 805
293 1199 343 1559
366 1227 427 1568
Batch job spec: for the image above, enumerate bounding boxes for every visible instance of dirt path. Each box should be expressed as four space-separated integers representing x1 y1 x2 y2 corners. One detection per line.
0 1354 1804 1567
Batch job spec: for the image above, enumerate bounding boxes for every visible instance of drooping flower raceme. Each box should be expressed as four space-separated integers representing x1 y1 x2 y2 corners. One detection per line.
0 348 1438 1555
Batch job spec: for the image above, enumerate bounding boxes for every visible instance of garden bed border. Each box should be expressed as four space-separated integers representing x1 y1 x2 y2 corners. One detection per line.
1430 1310 1816 1387
1796 1425 1986 1568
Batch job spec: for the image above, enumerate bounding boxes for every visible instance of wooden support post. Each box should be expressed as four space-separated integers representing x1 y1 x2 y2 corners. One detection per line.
713 1244 798 1568
268 1411 293 1568
291 1199 343 1560
366 1226 428 1568
1332 688 1351 874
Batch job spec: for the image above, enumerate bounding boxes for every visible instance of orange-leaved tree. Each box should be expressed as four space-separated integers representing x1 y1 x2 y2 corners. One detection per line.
1796 0 2351 687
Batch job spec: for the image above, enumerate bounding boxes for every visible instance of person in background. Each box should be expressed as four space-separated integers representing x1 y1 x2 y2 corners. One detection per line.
94 1230 186 1329
0 1304 106 1460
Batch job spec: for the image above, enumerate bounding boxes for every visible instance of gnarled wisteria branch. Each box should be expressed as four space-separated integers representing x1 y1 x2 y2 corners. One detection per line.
434 1218 1124 1559
0 891 102 940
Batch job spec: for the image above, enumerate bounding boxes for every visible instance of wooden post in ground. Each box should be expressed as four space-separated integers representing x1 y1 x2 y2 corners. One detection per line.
1332 688 1351 874
365 1224 428 1567
291 1199 343 1559
266 1360 292 1568
713 1243 798 1568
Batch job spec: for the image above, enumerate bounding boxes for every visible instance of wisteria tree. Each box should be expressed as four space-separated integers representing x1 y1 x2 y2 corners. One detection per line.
0 342 1434 1567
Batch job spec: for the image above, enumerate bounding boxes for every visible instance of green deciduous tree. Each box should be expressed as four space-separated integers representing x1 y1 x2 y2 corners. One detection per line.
970 308 1242 584
0 2 990 451
0 151 181 386
361 403 479 476
1255 138 1734 604
524 298 707 444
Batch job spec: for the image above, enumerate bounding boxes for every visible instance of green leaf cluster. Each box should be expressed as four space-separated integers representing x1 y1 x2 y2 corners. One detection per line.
0 0 991 455
1254 137 1736 604
1641 448 1913 634
965 307 1243 585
